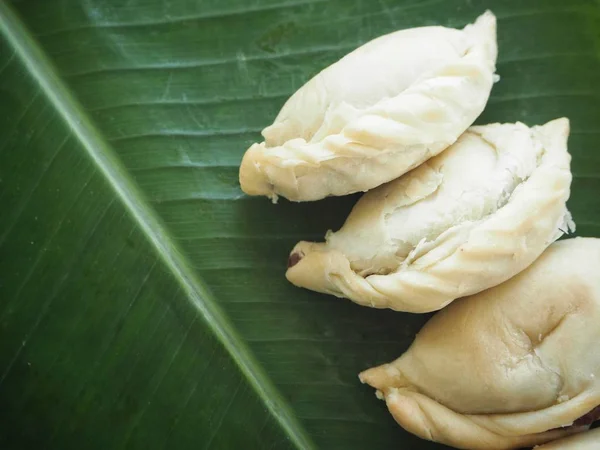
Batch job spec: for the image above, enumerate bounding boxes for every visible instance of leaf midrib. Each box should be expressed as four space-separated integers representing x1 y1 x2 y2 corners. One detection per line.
0 3 314 449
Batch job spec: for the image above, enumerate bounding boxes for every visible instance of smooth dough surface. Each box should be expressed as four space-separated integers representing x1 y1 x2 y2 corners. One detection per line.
286 118 573 312
535 428 600 449
239 11 497 202
359 238 600 450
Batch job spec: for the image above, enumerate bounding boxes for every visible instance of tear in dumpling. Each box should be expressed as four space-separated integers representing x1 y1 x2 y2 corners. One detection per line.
359 238 600 450
239 11 497 202
286 118 573 312
536 428 600 449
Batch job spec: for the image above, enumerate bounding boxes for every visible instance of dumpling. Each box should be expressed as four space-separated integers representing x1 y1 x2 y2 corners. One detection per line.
535 428 600 449
286 118 573 313
359 238 600 450
239 11 497 202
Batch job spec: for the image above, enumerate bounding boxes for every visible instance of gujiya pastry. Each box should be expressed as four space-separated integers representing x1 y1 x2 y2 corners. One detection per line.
237 9 599 449
359 238 600 449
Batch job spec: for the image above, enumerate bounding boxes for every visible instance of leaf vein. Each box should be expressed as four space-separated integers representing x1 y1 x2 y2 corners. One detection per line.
0 4 314 449
36 0 326 37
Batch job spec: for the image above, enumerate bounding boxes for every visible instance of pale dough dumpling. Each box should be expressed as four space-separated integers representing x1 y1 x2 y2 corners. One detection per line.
239 11 497 202
535 428 600 449
286 118 573 312
359 238 600 450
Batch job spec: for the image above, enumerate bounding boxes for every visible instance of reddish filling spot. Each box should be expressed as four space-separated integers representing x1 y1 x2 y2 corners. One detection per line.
551 405 600 431
287 252 303 268
574 405 600 426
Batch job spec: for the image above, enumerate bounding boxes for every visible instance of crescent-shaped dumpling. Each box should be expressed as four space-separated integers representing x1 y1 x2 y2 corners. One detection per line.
536 428 600 449
286 118 573 312
239 11 497 202
359 238 600 450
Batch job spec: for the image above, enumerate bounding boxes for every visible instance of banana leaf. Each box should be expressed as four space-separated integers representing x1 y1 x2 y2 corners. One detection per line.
1 0 599 448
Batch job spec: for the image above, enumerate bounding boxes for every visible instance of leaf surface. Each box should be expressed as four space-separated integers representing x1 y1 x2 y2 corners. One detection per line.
1 0 599 448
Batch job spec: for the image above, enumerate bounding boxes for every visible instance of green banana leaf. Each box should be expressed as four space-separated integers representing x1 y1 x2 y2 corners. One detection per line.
1 0 598 448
